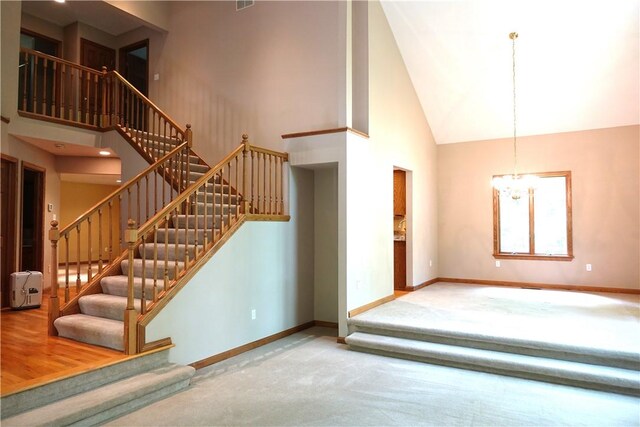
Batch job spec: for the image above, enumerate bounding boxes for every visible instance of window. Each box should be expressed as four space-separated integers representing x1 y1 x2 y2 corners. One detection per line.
493 171 573 260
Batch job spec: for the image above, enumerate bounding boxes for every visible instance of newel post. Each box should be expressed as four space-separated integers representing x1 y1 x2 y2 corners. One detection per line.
100 66 109 129
48 220 60 336
123 219 138 354
242 134 250 214
185 124 193 148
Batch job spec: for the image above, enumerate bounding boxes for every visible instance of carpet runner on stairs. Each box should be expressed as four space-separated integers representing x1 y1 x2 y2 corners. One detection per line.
1 348 195 426
54 135 241 351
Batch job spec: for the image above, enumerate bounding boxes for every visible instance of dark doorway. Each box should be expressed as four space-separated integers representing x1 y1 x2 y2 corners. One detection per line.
1 155 18 308
119 40 149 96
80 38 116 71
20 164 45 275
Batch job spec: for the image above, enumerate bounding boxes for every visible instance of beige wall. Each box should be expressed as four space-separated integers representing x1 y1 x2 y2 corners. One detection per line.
151 1 343 164
59 181 120 264
438 125 640 289
314 167 338 323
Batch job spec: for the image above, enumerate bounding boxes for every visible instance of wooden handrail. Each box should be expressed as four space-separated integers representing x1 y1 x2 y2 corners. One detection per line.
107 70 185 138
20 48 102 75
58 142 188 236
250 145 289 161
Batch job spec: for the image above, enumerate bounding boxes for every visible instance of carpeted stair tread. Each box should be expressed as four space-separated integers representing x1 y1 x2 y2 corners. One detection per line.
153 228 215 245
54 314 124 351
101 276 160 300
138 242 204 262
346 332 640 396
194 202 239 215
348 317 640 370
79 294 142 321
172 213 225 229
3 364 195 426
121 258 185 280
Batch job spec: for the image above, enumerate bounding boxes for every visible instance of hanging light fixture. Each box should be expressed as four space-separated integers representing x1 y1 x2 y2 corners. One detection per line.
492 32 538 200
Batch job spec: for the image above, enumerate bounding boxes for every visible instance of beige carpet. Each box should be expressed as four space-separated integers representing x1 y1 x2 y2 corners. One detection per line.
107 326 640 426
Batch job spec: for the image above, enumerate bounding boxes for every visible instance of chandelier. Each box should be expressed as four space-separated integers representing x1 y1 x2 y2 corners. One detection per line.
492 32 538 200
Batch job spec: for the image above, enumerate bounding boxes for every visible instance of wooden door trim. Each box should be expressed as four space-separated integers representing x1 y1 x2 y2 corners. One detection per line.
1 155 18 307
20 162 46 273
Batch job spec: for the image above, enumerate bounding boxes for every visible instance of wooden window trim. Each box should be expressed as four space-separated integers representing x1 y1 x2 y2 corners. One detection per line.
493 171 573 261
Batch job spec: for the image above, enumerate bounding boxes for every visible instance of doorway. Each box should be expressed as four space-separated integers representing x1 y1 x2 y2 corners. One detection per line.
1 155 18 308
119 40 149 96
19 29 61 115
20 163 45 274
393 169 407 290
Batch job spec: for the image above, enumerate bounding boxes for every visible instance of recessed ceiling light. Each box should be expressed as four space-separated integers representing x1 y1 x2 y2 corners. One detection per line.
99 150 110 156
54 0 65 3
116 179 122 183
54 143 65 149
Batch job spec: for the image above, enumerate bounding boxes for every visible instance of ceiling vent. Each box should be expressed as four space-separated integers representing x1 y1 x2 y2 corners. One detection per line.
236 0 254 11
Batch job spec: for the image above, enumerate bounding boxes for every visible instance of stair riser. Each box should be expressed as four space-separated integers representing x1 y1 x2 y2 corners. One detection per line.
348 344 640 397
194 203 239 215
196 193 239 204
154 229 213 245
101 277 159 300
79 296 142 322
139 243 202 262
350 323 640 371
55 315 124 351
172 215 225 230
121 260 183 280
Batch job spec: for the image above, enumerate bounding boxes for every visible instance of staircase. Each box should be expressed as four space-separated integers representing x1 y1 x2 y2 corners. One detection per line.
16 47 288 355
53 141 239 351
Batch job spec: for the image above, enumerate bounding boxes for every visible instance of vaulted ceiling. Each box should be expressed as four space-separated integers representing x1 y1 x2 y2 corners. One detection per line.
381 0 640 144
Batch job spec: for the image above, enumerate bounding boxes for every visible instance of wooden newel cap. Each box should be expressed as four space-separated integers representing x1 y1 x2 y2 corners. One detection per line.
50 220 59 229
186 124 192 130
101 65 107 73
127 218 136 229
242 134 249 141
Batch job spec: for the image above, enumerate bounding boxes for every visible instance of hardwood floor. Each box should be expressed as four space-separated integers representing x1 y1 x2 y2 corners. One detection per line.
1 291 126 396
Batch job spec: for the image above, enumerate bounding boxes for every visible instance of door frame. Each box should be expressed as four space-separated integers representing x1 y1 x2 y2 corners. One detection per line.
1 154 18 308
20 162 45 274
119 39 149 96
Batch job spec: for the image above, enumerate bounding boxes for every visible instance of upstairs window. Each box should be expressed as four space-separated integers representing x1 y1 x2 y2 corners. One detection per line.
493 171 573 260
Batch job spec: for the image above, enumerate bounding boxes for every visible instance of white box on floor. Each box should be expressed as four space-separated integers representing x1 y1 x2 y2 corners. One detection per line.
10 271 43 310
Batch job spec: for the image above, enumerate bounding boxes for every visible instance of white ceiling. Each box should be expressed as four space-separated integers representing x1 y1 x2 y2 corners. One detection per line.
381 0 640 144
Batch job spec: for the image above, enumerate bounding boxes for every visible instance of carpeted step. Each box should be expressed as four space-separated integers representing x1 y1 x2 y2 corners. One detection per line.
1 349 172 419
54 314 124 351
194 202 239 215
138 242 204 262
3 363 195 426
172 213 225 229
182 162 209 174
196 191 239 204
79 294 142 321
153 228 215 245
346 332 640 396
348 318 640 371
101 276 160 300
120 258 184 280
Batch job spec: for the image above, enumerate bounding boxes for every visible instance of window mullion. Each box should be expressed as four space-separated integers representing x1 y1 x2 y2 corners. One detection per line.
529 188 535 255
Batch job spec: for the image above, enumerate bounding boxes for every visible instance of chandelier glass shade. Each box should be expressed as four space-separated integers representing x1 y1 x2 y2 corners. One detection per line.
493 32 539 200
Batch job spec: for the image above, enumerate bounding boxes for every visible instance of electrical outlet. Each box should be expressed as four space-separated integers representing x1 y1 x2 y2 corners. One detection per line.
495 260 501 268
251 309 256 320
586 264 592 272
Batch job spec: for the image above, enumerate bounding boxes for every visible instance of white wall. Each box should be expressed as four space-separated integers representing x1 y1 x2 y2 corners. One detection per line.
146 167 315 365
151 1 344 164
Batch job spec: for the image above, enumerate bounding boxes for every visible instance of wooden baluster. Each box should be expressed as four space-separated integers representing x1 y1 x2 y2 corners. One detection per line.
153 224 158 302
69 67 75 122
280 156 284 214
124 219 138 355
76 225 81 293
174 207 179 281
52 61 57 118
87 217 92 283
98 208 103 273
108 200 113 261
251 149 255 213
59 63 65 118
136 181 141 226
48 220 60 336
32 56 39 114
64 234 70 303
235 155 239 220
145 175 149 223
269 154 273 215
127 187 132 225
119 194 124 251
42 58 48 115
186 124 192 189
263 153 267 214
164 214 170 289
140 234 146 315
185 194 191 267
242 135 250 214
201 186 207 251
227 162 232 227
21 52 28 111
275 156 280 215
83 70 89 122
